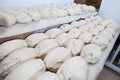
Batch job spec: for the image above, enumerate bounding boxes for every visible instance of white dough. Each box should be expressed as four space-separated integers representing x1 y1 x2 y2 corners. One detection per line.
35 39 59 58
40 9 51 19
65 39 84 56
4 59 45 80
44 47 71 71
68 28 81 39
0 48 37 76
81 44 102 63
57 56 88 80
25 33 49 47
79 32 92 43
28 11 41 21
91 36 109 49
45 28 63 39
0 39 27 60
34 71 58 80
56 33 73 46
60 24 74 32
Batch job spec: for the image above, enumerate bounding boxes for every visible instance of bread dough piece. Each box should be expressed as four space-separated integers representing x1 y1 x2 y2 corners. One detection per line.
56 33 73 46
0 48 37 77
27 11 41 21
56 9 67 17
100 30 113 42
57 56 88 80
45 28 63 39
0 39 27 60
79 25 89 33
68 28 81 39
89 28 99 36
66 6 76 16
79 32 92 43
77 20 87 27
65 39 84 56
85 23 95 28
70 21 81 28
95 25 105 32
74 4 82 15
0 12 16 26
44 47 71 72
25 33 49 47
4 59 45 80
34 71 58 80
60 24 74 32
81 44 102 63
50 8 58 18
91 36 109 49
14 12 32 23
40 9 51 19
35 39 59 58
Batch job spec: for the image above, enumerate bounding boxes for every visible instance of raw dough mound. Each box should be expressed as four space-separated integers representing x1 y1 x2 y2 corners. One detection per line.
56 33 73 46
45 28 63 39
65 39 84 56
68 28 81 38
81 44 102 63
0 39 27 60
57 56 88 80
0 48 37 77
25 33 49 47
4 59 46 80
91 36 109 49
35 39 59 58
44 47 71 72
60 24 74 32
34 71 59 80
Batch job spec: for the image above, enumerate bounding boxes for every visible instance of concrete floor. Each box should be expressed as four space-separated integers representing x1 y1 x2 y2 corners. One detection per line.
98 66 120 80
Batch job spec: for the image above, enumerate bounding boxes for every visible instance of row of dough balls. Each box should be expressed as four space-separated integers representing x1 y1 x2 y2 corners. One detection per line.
0 16 119 80
0 3 96 26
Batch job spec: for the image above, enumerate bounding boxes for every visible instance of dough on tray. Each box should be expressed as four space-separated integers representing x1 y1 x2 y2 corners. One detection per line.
57 56 88 80
34 71 58 80
79 32 92 43
0 39 27 60
81 44 102 63
68 28 81 39
44 47 71 72
56 33 73 46
35 39 59 58
0 12 16 26
25 33 49 47
91 36 109 49
60 24 74 32
0 48 37 77
45 28 63 39
65 39 84 56
4 59 46 80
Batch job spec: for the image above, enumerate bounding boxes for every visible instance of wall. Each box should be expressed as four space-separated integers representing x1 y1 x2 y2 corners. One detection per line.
0 0 74 7
99 0 120 24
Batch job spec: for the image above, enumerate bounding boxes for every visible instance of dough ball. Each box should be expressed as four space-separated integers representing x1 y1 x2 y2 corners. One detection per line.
45 28 63 39
91 36 109 49
95 25 105 32
57 56 88 80
4 59 45 80
77 20 87 27
70 21 81 28
56 9 67 17
89 28 99 36
0 39 27 60
0 48 37 77
56 33 73 46
35 39 59 58
44 47 71 72
65 39 84 56
60 24 74 32
81 44 102 63
66 6 76 16
79 32 92 43
0 12 16 26
34 71 58 80
68 28 81 39
79 25 89 33
50 8 58 18
25 33 49 47
15 12 32 23
40 9 51 19
28 11 41 21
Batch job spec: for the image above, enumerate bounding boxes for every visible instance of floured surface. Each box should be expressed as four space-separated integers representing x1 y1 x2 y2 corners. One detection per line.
87 32 119 80
0 12 97 38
